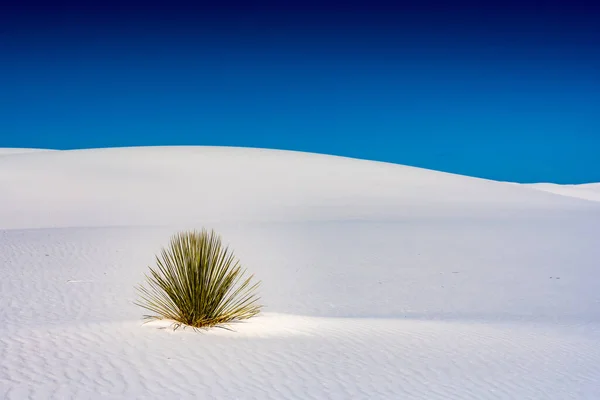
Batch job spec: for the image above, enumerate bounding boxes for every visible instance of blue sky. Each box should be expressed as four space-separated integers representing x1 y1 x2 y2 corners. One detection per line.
1 1 599 183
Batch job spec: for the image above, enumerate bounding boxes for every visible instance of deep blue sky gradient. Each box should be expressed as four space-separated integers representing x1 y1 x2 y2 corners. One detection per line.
1 1 599 183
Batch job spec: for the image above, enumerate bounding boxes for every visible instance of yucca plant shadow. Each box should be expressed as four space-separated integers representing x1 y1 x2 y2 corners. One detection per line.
135 229 262 331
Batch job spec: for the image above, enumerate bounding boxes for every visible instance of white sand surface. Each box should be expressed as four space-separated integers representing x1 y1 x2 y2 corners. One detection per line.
0 148 56 156
526 182 600 202
1 146 599 399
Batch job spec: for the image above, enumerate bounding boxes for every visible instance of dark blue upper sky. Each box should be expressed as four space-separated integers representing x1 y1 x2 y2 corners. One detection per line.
1 0 599 183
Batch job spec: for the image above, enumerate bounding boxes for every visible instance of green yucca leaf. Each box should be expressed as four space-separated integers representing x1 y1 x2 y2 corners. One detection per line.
135 229 262 329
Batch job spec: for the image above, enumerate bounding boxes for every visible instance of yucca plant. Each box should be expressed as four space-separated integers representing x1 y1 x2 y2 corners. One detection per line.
135 229 261 330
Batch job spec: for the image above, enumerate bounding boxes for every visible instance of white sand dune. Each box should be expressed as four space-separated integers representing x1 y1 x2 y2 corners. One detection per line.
1 146 599 399
526 182 600 203
0 148 56 156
